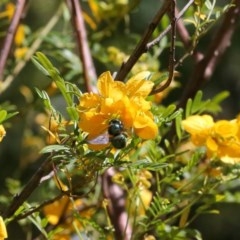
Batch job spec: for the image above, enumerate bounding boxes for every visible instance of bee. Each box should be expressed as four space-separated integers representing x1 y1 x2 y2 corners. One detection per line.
88 119 128 149
108 119 127 149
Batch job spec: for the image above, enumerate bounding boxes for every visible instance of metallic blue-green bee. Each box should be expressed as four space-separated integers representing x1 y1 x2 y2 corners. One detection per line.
88 119 127 149
108 119 127 149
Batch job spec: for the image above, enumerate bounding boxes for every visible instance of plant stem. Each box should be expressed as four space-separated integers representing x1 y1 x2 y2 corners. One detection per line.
0 0 26 81
66 0 97 93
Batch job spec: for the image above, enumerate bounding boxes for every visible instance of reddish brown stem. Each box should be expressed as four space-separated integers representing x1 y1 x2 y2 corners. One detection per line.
115 1 171 81
66 0 97 93
0 0 26 81
102 167 132 240
146 0 194 50
174 7 204 63
3 156 53 218
178 0 240 108
150 0 176 95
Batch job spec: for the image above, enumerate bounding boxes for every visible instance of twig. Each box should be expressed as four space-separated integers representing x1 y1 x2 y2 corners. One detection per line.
146 0 194 50
163 0 240 146
0 0 26 81
102 167 132 240
178 0 240 108
173 7 204 65
66 0 97 93
13 192 64 221
150 0 176 95
0 3 64 93
115 1 171 81
3 155 53 218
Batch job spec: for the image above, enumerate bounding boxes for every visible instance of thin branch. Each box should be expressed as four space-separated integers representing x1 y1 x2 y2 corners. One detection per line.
0 0 26 81
3 155 53 218
66 0 97 93
102 167 132 240
13 192 64 221
115 1 171 81
0 3 64 93
150 0 176 95
178 0 240 108
146 0 194 50
174 7 204 64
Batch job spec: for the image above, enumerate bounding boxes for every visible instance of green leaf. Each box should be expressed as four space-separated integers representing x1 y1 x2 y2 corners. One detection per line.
191 91 203 113
130 159 168 171
40 144 71 154
35 51 54 71
33 52 75 109
164 104 177 118
212 91 229 104
0 110 7 123
5 111 19 121
175 113 183 140
205 91 229 113
167 108 183 121
35 88 53 110
205 0 213 10
31 56 50 77
185 98 192 117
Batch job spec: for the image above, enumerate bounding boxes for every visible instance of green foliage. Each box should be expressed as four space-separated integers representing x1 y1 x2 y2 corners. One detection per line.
0 1 239 240
185 90 229 117
0 103 18 124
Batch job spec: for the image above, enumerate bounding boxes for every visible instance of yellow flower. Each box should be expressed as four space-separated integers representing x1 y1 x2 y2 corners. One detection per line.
43 196 95 239
78 71 158 147
181 115 214 146
0 3 15 19
127 188 152 216
207 120 240 158
214 120 238 139
0 216 7 239
144 235 156 240
0 125 6 142
182 115 240 160
14 24 26 46
14 47 28 59
43 196 69 225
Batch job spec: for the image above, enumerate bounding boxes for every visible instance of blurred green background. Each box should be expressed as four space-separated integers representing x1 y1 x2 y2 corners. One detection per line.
0 0 240 239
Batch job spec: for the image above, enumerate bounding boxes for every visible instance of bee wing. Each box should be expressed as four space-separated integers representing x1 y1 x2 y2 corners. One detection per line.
88 132 109 145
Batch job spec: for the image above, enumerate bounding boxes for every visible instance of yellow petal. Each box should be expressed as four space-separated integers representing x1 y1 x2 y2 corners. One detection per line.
221 156 240 164
182 115 214 137
134 112 158 139
88 0 101 22
126 71 153 98
54 175 69 192
100 96 129 119
206 137 218 152
43 196 69 225
82 11 97 30
14 24 25 46
97 71 125 100
214 120 238 138
0 125 6 142
131 96 151 111
97 71 114 97
218 141 240 158
119 97 136 128
14 47 28 59
79 92 100 109
137 188 152 215
4 3 15 20
79 111 107 139
0 216 7 239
